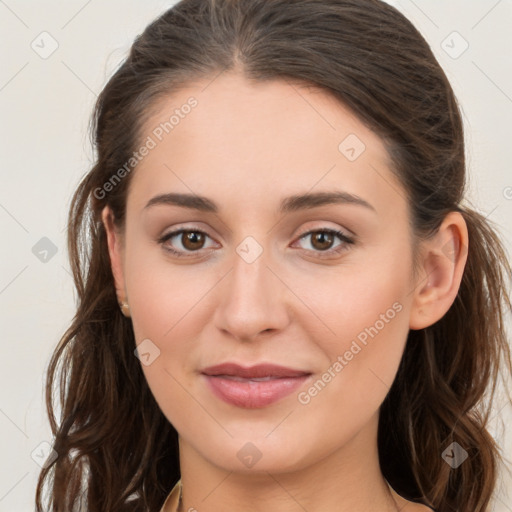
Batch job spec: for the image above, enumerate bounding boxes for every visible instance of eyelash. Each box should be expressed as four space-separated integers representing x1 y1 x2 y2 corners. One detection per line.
157 226 355 259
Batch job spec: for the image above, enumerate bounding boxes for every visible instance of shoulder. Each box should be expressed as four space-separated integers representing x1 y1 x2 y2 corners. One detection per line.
398 500 436 511
389 486 436 512
408 504 436 512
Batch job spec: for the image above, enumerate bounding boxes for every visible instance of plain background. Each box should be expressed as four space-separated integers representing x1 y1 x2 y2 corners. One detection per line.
1 1 511 510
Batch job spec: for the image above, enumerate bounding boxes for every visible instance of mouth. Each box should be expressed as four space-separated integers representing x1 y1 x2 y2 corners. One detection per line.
201 362 312 408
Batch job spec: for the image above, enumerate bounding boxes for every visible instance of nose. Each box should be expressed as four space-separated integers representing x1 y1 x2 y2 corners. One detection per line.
213 246 291 342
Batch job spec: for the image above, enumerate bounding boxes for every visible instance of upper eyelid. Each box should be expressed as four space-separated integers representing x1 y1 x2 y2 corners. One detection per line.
159 224 351 238
159 225 354 249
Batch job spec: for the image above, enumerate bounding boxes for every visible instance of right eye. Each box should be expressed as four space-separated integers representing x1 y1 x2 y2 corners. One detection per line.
157 228 218 258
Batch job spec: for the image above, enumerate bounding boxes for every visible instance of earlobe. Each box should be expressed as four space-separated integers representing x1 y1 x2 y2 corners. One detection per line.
409 212 468 330
101 206 127 306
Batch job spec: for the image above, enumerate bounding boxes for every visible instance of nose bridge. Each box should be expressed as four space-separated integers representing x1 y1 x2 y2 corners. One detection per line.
234 238 273 299
213 236 289 339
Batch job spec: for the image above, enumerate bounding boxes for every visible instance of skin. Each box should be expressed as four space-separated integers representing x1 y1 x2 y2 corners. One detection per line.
102 71 468 512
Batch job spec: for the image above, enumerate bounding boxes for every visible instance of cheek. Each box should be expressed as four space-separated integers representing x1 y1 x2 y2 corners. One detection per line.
298 253 411 355
123 243 235 419
125 239 213 340
293 251 412 414
310 293 407 397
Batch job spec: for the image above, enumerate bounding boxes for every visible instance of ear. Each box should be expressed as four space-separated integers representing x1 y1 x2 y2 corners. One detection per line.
409 211 469 330
101 205 127 302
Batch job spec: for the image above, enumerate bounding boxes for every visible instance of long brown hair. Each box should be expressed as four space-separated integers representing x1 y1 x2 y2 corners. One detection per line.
36 0 512 510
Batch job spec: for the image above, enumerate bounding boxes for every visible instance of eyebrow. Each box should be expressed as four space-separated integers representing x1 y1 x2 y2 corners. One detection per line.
143 190 376 214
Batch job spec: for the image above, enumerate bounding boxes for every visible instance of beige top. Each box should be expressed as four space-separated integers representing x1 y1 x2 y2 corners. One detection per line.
158 479 437 511
159 479 181 512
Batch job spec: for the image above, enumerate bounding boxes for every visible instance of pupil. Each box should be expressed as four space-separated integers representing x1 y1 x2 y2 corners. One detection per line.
314 232 333 250
184 231 203 249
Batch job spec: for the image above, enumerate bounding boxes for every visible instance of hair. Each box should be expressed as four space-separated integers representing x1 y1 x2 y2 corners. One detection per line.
36 0 512 511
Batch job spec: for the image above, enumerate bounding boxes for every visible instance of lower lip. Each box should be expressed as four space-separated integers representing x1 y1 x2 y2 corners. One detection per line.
202 374 311 408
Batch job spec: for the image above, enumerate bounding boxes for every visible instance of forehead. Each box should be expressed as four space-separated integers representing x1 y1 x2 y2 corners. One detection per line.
128 71 404 218
139 71 388 157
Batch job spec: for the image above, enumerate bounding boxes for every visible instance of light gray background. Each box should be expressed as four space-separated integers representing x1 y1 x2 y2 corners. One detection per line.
1 1 511 510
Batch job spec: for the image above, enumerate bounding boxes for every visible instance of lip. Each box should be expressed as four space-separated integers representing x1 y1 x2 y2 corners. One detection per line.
201 363 312 408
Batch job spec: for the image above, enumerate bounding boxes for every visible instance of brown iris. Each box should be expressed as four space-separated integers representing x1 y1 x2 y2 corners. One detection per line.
181 231 206 251
310 231 335 251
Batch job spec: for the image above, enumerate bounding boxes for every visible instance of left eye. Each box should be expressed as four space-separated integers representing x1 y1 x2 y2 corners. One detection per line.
294 228 354 255
157 227 355 258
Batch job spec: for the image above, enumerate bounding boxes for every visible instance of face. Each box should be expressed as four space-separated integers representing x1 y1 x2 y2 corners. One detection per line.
104 72 421 473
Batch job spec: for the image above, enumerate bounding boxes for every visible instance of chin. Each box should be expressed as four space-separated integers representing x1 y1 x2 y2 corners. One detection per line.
187 428 320 474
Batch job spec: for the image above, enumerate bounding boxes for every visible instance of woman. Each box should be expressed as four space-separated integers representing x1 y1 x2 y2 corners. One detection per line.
36 0 512 511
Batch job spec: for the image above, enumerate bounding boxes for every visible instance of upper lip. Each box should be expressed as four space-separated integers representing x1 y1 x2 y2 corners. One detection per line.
201 363 311 379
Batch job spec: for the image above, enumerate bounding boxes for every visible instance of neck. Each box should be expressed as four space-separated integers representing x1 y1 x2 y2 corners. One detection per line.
175 416 400 512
